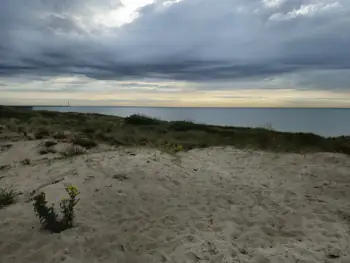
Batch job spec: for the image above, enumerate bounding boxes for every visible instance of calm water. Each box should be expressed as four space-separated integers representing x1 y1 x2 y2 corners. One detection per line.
34 107 350 137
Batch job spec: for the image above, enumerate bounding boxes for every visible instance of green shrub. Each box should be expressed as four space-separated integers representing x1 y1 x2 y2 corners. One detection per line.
33 186 79 233
0 188 16 209
124 114 162 126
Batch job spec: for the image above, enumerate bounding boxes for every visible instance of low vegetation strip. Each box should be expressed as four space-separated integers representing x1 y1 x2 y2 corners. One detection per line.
1 106 349 154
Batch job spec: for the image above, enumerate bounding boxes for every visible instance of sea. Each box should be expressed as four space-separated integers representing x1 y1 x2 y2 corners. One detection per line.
33 106 350 137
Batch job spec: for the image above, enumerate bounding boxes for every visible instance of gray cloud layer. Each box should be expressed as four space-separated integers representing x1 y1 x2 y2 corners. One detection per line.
0 0 349 87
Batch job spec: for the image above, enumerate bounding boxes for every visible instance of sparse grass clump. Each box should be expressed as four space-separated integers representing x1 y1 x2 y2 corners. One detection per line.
33 186 79 233
21 158 31 165
60 145 85 157
34 127 50 139
73 137 97 149
45 141 57 148
39 147 57 155
0 188 16 209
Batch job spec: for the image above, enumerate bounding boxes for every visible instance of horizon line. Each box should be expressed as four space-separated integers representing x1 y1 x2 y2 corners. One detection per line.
4 105 350 109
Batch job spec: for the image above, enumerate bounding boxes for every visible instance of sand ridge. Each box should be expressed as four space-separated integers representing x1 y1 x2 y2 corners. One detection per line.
1 140 350 263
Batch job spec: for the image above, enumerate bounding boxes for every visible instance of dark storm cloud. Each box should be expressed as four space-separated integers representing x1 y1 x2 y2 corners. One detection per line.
0 0 349 87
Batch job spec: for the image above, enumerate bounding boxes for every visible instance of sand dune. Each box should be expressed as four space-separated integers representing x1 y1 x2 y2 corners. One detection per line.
1 140 350 263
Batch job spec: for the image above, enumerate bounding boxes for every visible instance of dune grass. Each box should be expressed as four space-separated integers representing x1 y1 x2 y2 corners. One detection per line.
0 105 350 154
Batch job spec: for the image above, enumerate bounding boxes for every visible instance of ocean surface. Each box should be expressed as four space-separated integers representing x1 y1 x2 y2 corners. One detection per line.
34 106 350 137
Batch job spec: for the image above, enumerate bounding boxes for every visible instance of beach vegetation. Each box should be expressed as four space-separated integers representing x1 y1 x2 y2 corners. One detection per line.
33 186 79 233
1 106 350 155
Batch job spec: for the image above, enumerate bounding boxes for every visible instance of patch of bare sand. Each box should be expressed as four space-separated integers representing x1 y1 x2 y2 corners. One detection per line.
1 141 350 263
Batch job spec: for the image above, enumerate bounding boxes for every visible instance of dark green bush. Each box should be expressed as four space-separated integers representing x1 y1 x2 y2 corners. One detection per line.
124 114 162 126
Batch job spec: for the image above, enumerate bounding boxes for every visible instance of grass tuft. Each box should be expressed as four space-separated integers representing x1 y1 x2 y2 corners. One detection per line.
0 188 16 209
60 145 85 157
21 158 31 165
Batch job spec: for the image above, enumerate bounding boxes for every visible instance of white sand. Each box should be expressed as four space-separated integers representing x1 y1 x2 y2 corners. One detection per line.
1 140 350 263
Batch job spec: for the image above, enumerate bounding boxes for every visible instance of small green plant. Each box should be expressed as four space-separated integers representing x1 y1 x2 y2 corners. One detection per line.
33 186 80 233
174 144 184 152
0 188 16 209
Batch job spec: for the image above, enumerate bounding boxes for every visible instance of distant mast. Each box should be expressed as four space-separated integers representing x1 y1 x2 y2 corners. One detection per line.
68 102 70 107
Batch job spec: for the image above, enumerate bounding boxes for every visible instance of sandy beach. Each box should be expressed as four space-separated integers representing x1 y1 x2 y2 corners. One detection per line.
0 139 349 263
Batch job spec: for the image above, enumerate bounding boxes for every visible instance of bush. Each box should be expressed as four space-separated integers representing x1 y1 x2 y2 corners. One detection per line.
35 127 50 139
169 121 214 132
124 114 162 126
73 137 97 149
0 188 16 209
33 186 79 233
52 132 67 139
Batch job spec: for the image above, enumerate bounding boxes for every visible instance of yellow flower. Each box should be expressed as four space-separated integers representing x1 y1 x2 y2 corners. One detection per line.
175 145 183 152
66 186 79 198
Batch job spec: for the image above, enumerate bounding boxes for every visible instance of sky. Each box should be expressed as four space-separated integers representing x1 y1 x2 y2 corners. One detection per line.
0 0 349 107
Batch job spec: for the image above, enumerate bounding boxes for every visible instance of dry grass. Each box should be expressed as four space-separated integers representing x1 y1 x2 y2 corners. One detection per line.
1 105 350 155
59 145 85 157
